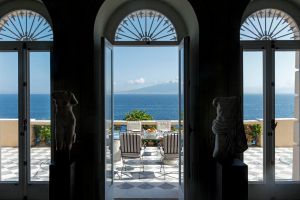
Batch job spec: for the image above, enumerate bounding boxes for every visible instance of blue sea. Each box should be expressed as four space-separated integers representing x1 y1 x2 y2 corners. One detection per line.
0 94 295 120
0 94 50 120
114 94 179 120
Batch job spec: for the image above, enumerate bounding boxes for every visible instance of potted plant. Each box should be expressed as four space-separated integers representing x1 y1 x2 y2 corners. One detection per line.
34 125 51 146
244 124 262 146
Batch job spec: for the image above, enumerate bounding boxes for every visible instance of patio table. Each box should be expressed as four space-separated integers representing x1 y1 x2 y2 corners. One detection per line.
141 131 172 147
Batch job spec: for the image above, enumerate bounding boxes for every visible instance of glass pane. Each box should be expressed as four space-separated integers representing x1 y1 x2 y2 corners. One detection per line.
0 52 19 181
29 52 51 181
105 45 113 186
275 51 298 181
0 10 53 41
243 51 264 181
179 48 184 188
115 9 177 42
240 9 300 41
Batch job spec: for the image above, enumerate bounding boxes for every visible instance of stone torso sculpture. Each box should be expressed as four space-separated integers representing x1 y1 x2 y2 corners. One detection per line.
52 91 78 153
212 96 248 163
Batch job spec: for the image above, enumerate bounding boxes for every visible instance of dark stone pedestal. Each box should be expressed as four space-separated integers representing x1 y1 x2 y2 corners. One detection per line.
50 161 76 200
217 159 248 200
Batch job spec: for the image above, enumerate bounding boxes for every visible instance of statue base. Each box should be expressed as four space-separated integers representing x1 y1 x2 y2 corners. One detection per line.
50 161 76 200
216 159 248 200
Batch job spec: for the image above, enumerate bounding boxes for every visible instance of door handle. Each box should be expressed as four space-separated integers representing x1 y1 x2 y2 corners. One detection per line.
271 119 278 131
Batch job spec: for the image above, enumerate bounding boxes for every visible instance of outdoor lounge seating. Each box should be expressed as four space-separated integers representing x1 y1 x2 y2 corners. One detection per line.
126 121 142 133
157 121 172 134
159 133 179 180
119 133 145 179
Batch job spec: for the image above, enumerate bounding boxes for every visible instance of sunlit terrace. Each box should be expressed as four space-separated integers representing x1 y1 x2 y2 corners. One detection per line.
0 119 297 183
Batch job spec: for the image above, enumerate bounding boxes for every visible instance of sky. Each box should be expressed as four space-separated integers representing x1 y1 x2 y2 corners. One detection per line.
0 48 297 95
0 11 298 95
0 10 298 126
0 52 50 94
243 51 296 94
114 46 178 93
0 52 18 94
0 48 177 94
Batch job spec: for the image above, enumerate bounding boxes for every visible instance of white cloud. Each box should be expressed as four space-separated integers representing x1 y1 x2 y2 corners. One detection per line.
128 78 145 84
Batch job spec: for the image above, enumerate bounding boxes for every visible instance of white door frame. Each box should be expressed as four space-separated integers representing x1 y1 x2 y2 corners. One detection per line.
241 40 300 199
105 38 190 199
0 41 52 200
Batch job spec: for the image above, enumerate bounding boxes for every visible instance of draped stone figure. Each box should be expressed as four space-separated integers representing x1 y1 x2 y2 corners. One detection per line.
212 96 248 163
52 91 78 153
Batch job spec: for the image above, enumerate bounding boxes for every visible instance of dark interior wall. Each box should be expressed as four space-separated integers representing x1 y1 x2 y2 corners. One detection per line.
41 0 250 199
42 1 103 199
188 1 249 199
243 0 300 22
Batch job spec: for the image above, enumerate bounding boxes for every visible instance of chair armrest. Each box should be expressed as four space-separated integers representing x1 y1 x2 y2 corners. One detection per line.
158 142 162 148
142 142 147 149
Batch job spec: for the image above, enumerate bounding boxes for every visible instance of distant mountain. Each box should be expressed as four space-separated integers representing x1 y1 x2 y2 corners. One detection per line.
117 83 178 94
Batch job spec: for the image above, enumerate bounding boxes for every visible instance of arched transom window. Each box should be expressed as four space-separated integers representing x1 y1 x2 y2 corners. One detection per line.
0 9 53 41
115 9 177 42
240 8 300 40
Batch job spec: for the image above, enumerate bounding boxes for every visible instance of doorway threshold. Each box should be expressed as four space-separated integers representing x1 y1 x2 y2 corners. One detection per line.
113 182 179 199
114 199 178 200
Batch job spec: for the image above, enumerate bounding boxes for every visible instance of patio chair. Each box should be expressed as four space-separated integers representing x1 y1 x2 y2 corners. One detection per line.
157 121 172 134
126 121 142 133
106 133 122 179
159 133 179 180
119 133 145 179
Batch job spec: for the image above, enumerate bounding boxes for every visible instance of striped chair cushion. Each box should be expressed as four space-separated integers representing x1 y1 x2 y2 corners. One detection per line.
126 121 142 132
120 133 142 157
157 121 171 132
162 133 179 154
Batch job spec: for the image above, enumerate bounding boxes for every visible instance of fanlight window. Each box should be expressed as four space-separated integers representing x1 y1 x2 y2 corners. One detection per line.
240 9 300 40
115 9 177 42
0 9 53 41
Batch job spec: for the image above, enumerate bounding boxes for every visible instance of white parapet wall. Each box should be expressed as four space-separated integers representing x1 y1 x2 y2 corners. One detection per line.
0 118 297 147
0 119 19 147
0 119 50 147
274 118 297 147
113 120 180 127
240 118 296 147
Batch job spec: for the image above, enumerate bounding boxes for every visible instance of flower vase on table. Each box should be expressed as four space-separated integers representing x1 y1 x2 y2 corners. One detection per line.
144 128 157 139
143 128 158 146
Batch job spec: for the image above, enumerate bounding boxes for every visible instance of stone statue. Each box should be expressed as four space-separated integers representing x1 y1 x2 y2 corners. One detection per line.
212 96 248 163
52 91 78 153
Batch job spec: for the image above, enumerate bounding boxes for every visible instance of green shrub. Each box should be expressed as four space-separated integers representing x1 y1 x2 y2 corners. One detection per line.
124 110 153 129
34 125 51 145
250 124 262 138
124 109 153 121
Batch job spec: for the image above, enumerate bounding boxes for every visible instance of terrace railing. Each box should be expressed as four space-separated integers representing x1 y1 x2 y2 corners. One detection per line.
0 118 297 147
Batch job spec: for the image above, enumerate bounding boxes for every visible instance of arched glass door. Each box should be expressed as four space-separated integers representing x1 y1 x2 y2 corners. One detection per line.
101 8 189 199
241 8 300 199
0 9 52 200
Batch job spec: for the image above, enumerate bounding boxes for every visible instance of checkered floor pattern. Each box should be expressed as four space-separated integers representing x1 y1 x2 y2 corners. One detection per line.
0 147 295 184
114 147 179 182
244 147 293 181
113 147 180 198
0 147 50 181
